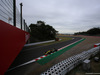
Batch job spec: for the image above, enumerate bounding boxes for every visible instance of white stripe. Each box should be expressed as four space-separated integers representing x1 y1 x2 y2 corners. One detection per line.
38 58 41 59
58 38 83 51
7 59 35 71
43 56 46 57
95 43 100 45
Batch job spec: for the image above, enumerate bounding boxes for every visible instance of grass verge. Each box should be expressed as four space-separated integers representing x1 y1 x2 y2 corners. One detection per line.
37 37 72 46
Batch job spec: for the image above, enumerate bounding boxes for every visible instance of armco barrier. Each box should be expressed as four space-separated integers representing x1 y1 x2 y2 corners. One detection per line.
24 40 55 46
41 46 100 75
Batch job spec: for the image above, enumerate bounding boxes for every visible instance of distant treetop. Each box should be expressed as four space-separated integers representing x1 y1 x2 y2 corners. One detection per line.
74 27 100 36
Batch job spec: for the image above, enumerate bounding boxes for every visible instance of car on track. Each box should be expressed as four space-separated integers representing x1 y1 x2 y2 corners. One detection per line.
44 48 58 55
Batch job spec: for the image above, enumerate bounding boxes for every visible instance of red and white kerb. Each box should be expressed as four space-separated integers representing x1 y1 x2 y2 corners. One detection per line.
94 43 100 47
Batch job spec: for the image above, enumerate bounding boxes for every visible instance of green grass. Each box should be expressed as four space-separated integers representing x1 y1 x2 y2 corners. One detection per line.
37 37 72 46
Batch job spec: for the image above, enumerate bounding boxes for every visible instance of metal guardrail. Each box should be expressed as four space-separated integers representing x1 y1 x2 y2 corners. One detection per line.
41 47 100 75
24 40 55 46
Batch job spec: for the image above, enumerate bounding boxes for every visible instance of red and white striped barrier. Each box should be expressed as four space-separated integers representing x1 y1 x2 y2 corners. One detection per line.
94 43 100 47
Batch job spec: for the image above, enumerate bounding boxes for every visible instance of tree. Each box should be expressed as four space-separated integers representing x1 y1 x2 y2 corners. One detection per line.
74 27 100 35
29 21 57 42
87 28 100 35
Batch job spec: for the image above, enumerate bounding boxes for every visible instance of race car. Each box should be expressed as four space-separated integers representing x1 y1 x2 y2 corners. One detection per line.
44 48 58 55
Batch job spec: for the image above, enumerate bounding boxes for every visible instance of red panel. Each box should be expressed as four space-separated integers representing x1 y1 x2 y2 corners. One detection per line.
0 20 30 75
94 45 97 47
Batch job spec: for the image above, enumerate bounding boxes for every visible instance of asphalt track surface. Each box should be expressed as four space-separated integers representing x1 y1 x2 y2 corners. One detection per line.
8 37 81 70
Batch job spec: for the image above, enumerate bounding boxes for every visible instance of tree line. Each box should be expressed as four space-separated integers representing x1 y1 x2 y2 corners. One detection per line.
29 21 57 43
74 27 100 36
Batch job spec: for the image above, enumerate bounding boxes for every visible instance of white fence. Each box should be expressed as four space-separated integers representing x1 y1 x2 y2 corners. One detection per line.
41 47 100 75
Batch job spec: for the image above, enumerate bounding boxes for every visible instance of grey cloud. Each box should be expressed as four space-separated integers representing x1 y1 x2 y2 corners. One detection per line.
17 0 100 33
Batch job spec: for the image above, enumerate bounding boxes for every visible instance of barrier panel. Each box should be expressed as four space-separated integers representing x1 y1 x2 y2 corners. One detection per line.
41 46 100 75
0 20 30 75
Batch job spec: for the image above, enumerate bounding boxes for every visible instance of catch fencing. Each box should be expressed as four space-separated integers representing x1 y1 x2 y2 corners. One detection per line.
41 47 100 75
0 0 29 32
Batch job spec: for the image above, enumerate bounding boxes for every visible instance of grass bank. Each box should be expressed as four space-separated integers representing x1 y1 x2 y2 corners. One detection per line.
37 37 72 46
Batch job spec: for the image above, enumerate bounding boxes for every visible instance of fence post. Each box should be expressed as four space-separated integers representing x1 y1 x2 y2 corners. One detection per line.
20 3 23 30
24 19 25 31
13 0 16 27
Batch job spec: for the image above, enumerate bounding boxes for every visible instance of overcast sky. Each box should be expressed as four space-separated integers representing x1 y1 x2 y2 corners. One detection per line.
16 0 100 34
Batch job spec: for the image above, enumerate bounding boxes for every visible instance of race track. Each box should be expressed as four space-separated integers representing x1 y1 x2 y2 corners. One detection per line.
8 37 81 70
